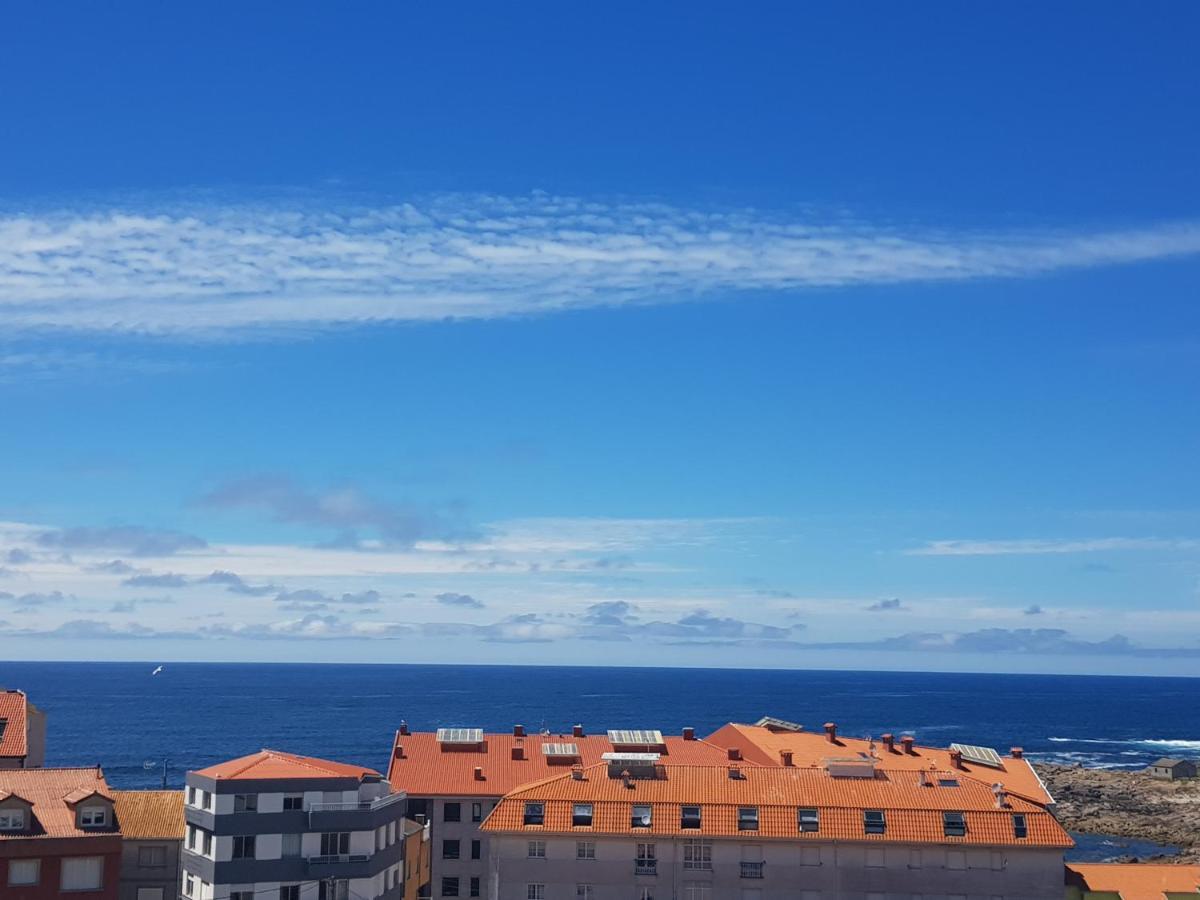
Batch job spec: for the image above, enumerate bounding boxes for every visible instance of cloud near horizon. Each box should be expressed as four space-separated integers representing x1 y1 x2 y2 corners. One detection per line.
1 194 1199 337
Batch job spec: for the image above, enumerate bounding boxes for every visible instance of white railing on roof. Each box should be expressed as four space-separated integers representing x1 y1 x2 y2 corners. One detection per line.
307 791 407 813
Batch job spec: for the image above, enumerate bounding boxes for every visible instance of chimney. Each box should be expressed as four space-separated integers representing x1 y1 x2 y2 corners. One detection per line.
572 724 584 738
881 733 895 753
621 770 633 789
780 750 794 766
950 749 963 770
511 746 525 761
1010 746 1024 760
824 722 838 743
901 735 915 754
473 766 485 781
993 782 1008 808
399 721 410 736
513 724 526 737
682 727 695 741
393 744 405 759
727 747 742 761
571 765 585 781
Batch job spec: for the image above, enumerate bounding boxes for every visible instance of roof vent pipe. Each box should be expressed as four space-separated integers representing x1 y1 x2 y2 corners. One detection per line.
513 724 525 737
473 766 484 781
881 733 895 753
993 782 1008 808
824 722 838 743
1010 747 1024 759
399 721 410 736
682 727 695 741
394 744 404 759
573 724 584 738
780 749 794 766
901 735 915 754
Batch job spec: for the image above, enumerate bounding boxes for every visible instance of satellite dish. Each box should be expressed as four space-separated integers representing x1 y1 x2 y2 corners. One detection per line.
639 815 651 826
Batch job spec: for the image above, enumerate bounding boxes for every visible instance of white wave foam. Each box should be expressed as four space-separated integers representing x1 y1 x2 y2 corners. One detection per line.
1048 736 1200 749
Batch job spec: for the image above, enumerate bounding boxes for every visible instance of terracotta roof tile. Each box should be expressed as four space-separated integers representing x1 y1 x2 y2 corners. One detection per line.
0 690 30 759
0 767 118 841
191 749 380 781
387 730 736 797
707 723 1055 805
113 790 185 839
481 763 1071 849
1066 863 1200 899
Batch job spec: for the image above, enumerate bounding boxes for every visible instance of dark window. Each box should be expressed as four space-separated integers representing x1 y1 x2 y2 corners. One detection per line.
232 835 256 859
523 802 545 825
441 876 460 897
938 778 960 787
471 840 481 860
864 810 886 834
283 795 303 811
280 888 300 900
798 808 820 832
443 802 461 823
470 878 480 898
1013 813 1028 839
680 805 702 829
319 882 349 900
737 807 758 831
234 793 258 812
573 803 593 827
320 832 350 855
943 811 967 837
632 805 652 828
138 845 168 867
232 893 254 900
472 802 483 822
442 839 460 860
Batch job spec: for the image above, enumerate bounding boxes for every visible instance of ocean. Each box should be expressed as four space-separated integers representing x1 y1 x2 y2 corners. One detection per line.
4 661 1197 790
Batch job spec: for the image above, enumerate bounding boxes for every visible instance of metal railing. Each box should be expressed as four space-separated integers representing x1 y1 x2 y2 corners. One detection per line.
740 861 765 879
308 791 407 813
308 853 371 865
634 862 657 875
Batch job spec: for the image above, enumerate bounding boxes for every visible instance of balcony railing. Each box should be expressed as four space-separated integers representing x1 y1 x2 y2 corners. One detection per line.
634 862 657 875
740 861 765 879
308 853 370 865
308 791 407 813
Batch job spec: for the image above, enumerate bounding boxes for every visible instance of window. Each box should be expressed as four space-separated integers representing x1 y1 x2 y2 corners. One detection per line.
443 802 462 822
683 838 712 870
279 887 300 900
282 833 301 858
202 790 213 810
470 877 480 897
632 804 652 828
792 807 819 834
943 811 967 837
527 840 546 858
938 778 960 787
138 845 168 867
523 802 545 825
441 878 460 898
61 856 103 891
8 858 39 885
283 794 304 811
184 874 195 897
527 886 546 900
443 839 461 860
684 887 711 900
864 809 886 834
231 893 254 900
320 832 350 855
0 808 25 830
576 886 594 900
472 802 483 822
637 889 654 900
635 842 657 874
319 881 350 900
232 835 256 859
186 786 196 806
138 890 164 900
680 804 702 829
1012 813 1028 838
471 839 481 859
234 793 258 812
573 802 594 826
576 840 596 859
737 806 759 831
948 850 966 870
866 847 885 868
80 805 108 827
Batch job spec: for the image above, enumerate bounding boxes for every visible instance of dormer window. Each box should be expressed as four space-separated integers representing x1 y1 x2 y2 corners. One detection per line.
943 811 966 837
680 805 702 829
737 807 759 831
80 805 108 827
572 804 593 827
798 808 820 832
523 802 545 826
864 810 886 834
0 808 25 830
1012 813 1028 839
631 805 652 828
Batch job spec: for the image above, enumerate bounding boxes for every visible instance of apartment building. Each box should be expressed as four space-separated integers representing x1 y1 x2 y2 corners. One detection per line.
112 789 185 900
0 689 48 769
0 765 123 900
386 725 735 899
181 748 428 900
480 754 1072 900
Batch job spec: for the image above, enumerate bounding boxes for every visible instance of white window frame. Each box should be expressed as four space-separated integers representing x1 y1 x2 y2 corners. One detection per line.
527 839 546 858
526 885 546 900
576 840 596 860
683 838 712 870
0 808 25 830
80 805 108 827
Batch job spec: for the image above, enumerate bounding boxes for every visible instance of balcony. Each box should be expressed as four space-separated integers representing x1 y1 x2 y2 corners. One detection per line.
307 791 407 814
634 862 657 876
740 861 765 879
307 791 407 831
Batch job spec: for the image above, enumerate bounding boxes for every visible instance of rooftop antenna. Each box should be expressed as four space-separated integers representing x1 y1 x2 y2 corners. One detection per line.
144 758 168 789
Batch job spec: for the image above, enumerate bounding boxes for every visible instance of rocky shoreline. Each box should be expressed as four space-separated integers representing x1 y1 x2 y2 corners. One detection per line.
1035 763 1200 862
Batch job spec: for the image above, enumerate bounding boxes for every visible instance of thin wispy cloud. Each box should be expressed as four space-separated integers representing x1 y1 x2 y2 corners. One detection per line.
1 195 1198 336
907 537 1200 556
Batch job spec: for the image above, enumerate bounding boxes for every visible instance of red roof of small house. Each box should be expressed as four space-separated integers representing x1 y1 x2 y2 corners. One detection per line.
387 729 738 798
1066 863 1200 899
707 722 1054 805
112 790 185 840
481 762 1071 848
0 767 118 841
0 690 30 759
191 749 380 781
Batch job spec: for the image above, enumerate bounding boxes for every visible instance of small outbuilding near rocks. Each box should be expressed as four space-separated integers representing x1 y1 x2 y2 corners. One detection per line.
1146 757 1197 780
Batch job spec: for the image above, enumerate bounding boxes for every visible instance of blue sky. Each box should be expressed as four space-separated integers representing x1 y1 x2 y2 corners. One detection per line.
1 3 1198 673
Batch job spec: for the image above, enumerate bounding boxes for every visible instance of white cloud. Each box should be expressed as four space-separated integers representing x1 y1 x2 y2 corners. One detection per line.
906 537 1200 556
1 195 1198 336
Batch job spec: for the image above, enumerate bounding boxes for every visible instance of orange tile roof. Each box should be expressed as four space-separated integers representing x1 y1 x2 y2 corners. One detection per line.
481 763 1071 848
1066 863 1200 899
707 722 1054 805
0 766 118 841
387 730 738 797
113 790 185 840
192 749 380 781
0 690 30 759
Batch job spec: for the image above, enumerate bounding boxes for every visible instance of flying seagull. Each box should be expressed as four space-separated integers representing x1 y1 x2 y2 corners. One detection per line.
151 665 163 676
